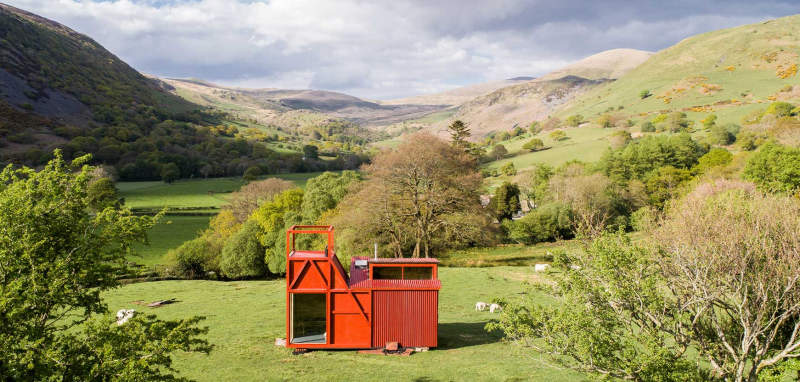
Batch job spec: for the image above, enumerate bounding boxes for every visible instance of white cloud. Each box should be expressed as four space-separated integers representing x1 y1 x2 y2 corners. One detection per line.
4 0 789 99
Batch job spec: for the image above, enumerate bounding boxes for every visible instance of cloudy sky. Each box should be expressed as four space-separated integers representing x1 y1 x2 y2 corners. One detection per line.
6 0 799 99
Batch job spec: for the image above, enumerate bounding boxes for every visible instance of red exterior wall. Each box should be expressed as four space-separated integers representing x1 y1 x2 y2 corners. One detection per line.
372 290 438 348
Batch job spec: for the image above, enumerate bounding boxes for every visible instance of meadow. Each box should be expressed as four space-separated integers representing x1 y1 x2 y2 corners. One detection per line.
104 266 585 381
120 172 326 266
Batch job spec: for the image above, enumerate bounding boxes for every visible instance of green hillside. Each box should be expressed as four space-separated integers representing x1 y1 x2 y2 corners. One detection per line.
557 14 800 126
0 4 366 180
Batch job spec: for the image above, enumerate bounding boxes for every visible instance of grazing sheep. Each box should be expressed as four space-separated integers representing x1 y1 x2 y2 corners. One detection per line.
534 263 550 272
489 303 502 313
475 301 488 311
116 309 135 326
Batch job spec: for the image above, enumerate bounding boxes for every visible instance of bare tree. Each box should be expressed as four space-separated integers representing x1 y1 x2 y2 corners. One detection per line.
656 180 800 381
549 170 614 238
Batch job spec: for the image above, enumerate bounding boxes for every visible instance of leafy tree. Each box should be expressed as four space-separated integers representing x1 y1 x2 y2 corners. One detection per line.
301 171 361 223
447 120 471 148
243 166 261 182
693 147 733 174
522 138 545 151
501 162 517 176
522 163 554 208
87 177 121 211
160 162 180 183
601 134 707 182
549 171 617 237
0 152 209 380
701 114 718 129
608 130 632 149
549 130 567 141
503 203 572 244
639 89 652 99
597 114 613 128
302 144 319 159
667 112 692 133
566 114 584 127
252 188 304 273
220 220 266 279
489 144 508 160
331 133 487 258
743 143 800 193
528 121 541 135
708 124 735 145
490 182 521 221
643 165 693 209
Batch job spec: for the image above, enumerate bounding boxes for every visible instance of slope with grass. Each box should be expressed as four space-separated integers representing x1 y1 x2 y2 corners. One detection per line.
557 14 800 126
483 127 615 188
103 266 585 381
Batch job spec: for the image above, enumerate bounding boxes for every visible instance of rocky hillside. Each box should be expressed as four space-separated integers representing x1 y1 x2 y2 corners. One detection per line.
431 49 651 137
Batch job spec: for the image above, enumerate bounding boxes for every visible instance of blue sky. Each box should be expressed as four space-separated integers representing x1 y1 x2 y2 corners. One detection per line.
6 0 799 99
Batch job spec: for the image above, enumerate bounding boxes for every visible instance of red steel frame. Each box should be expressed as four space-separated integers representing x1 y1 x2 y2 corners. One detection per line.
285 225 439 349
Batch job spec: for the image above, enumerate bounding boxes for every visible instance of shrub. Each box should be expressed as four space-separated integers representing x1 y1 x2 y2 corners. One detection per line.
489 144 508 160
765 101 795 117
167 236 219 279
242 166 261 182
220 220 266 279
639 89 652 99
708 124 735 145
549 130 567 141
501 162 516 176
503 203 573 244
640 121 656 132
522 138 545 151
743 143 800 193
566 114 584 127
597 114 613 128
693 148 733 174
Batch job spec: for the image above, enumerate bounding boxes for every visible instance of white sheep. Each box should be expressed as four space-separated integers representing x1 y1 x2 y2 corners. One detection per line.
475 301 488 311
534 263 550 272
116 309 136 326
489 303 502 313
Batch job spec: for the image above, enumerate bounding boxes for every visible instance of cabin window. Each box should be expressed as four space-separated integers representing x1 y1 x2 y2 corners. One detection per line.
291 293 326 344
373 266 403 279
372 265 434 280
403 266 433 280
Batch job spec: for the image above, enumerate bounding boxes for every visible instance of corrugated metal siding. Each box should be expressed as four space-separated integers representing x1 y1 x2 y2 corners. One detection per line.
372 290 438 348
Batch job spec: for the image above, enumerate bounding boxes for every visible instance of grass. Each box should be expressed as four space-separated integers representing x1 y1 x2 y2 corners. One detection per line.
118 172 326 211
557 15 800 129
103 266 585 381
131 215 212 267
440 240 581 267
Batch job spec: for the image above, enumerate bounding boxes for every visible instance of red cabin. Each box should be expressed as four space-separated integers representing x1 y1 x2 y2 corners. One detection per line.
285 225 440 349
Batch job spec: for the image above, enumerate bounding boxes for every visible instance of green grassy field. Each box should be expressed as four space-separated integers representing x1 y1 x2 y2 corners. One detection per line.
104 267 585 381
440 240 579 267
131 215 212 266
118 173 326 211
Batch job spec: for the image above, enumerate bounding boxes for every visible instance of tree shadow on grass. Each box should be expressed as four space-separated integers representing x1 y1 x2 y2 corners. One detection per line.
437 321 503 350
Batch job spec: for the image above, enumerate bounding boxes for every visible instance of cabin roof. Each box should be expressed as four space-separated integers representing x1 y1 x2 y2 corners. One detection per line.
347 256 440 290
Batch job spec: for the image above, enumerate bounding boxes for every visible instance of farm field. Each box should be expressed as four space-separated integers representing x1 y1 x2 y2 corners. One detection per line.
131 215 212 267
118 172 325 211
104 266 585 381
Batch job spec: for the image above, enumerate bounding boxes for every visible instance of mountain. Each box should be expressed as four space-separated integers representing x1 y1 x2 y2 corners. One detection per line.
163 78 446 128
537 49 653 81
556 15 800 129
0 4 365 180
380 77 535 107
428 49 651 137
